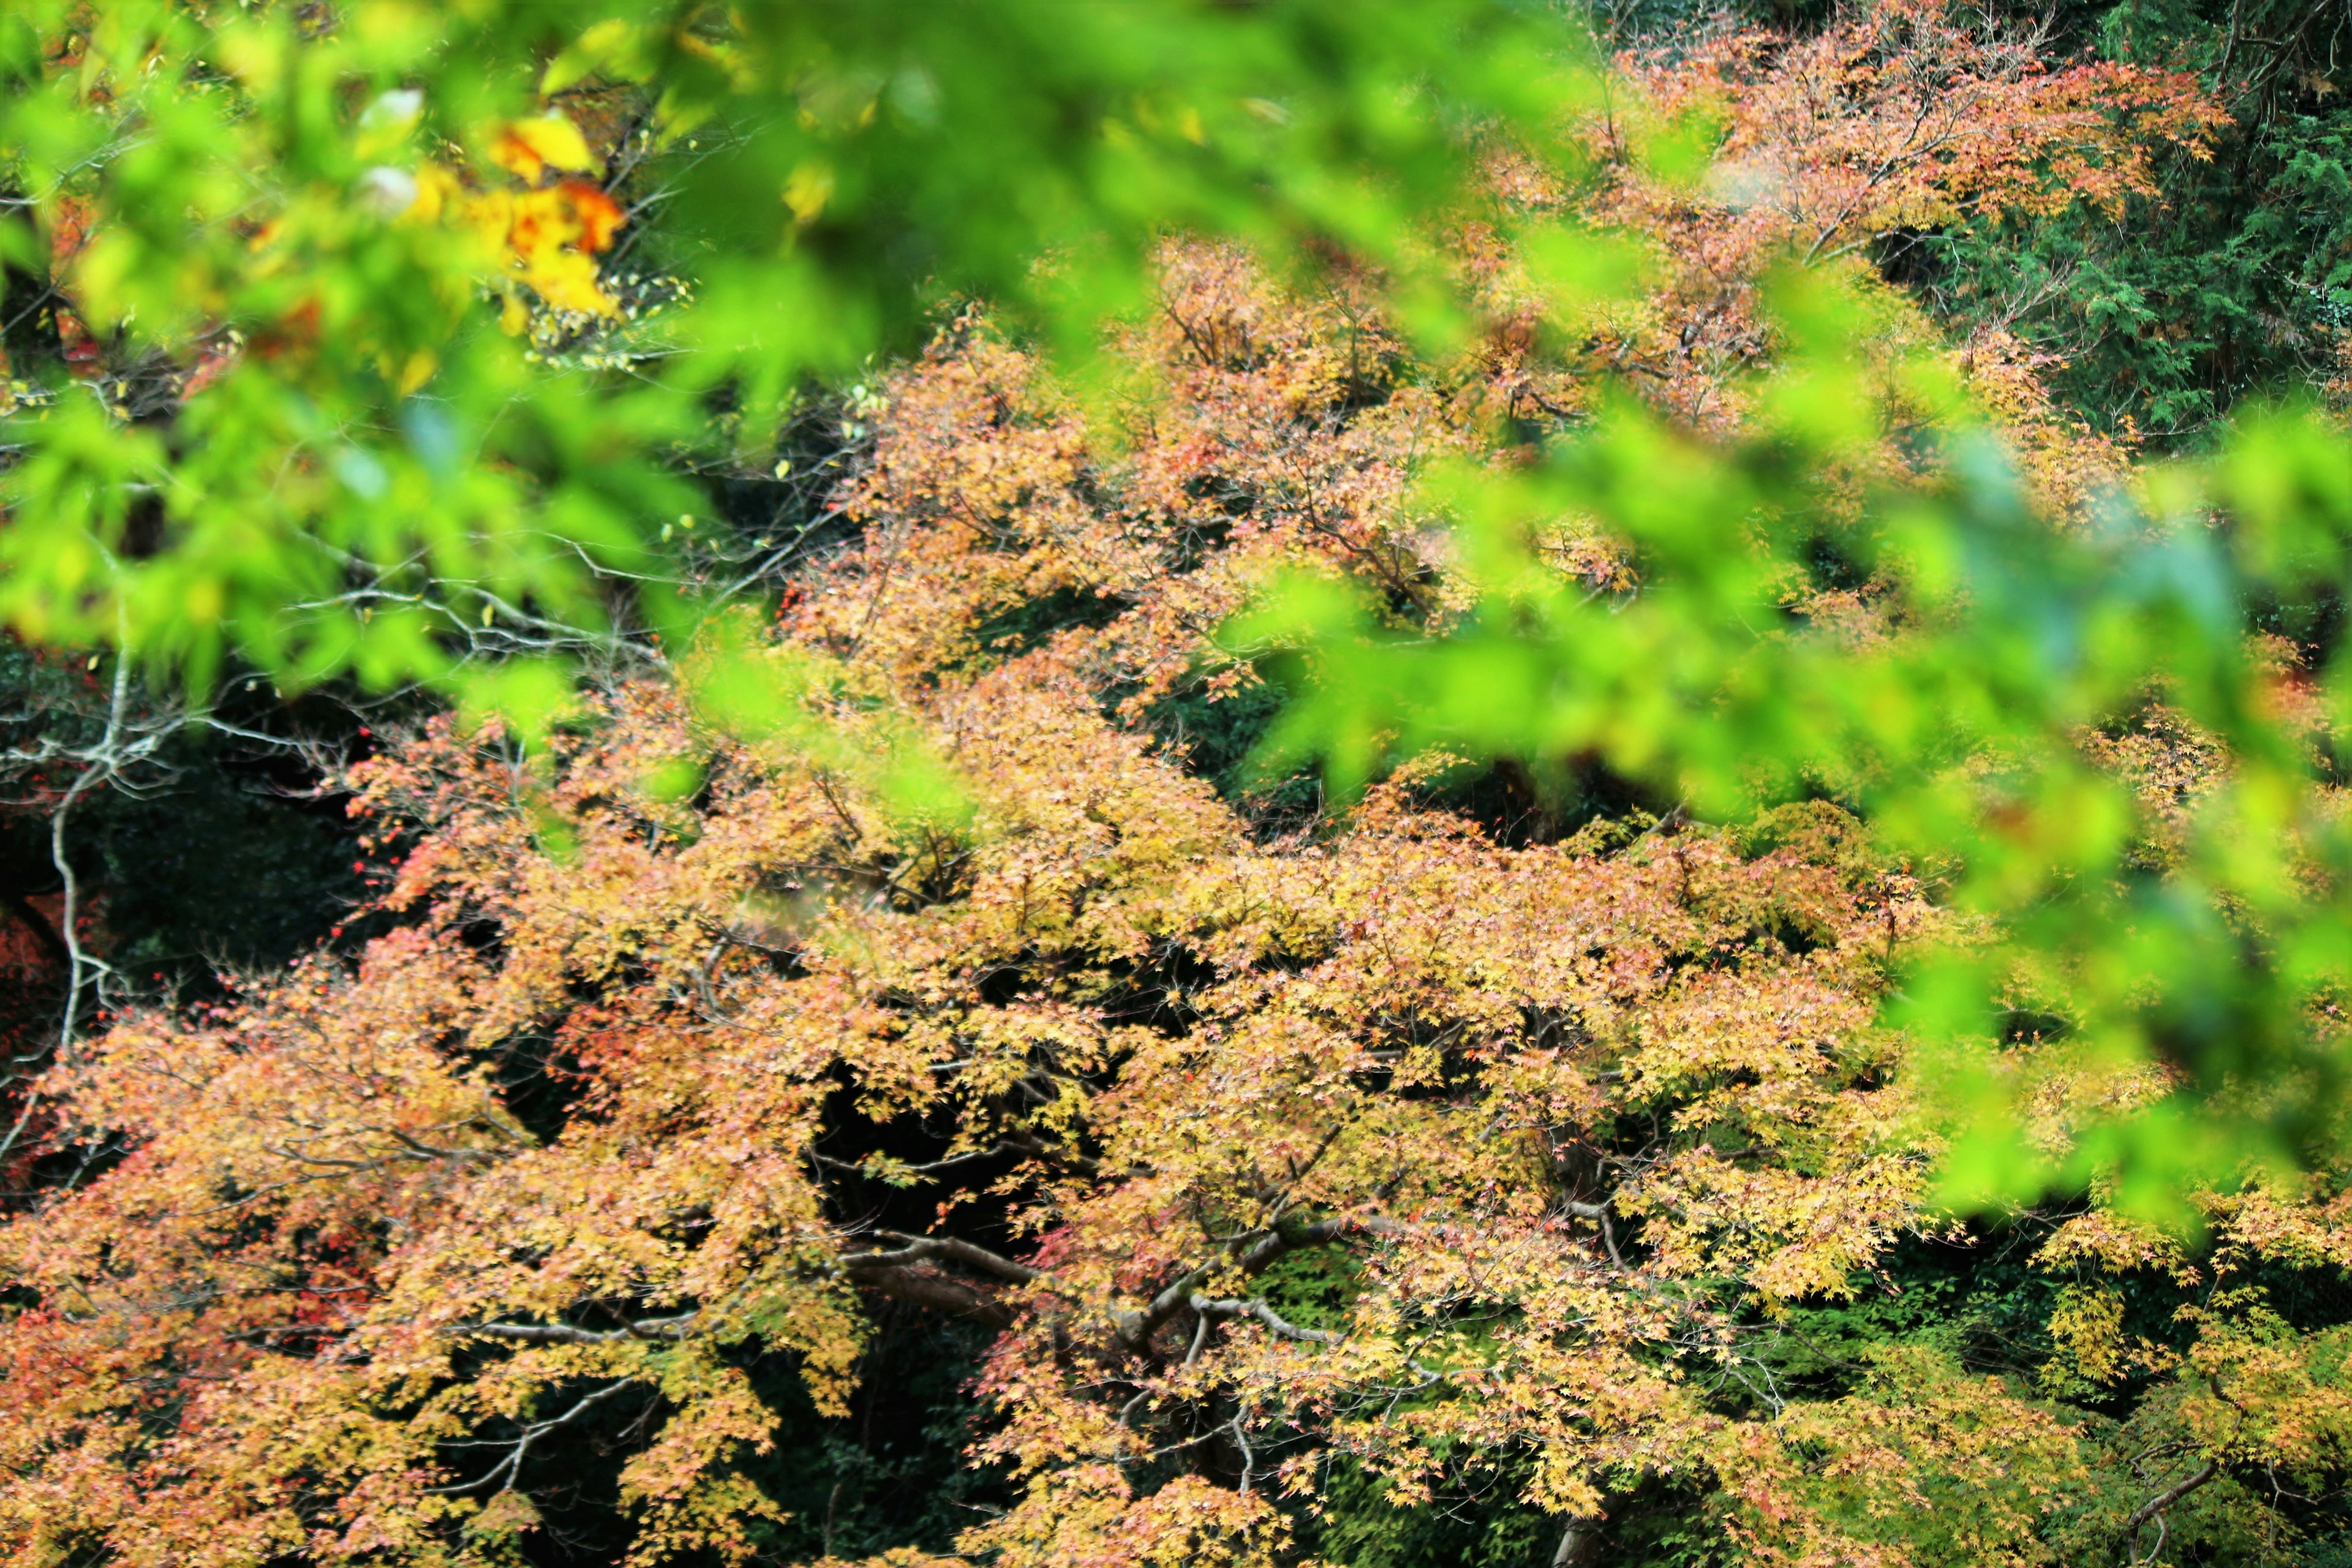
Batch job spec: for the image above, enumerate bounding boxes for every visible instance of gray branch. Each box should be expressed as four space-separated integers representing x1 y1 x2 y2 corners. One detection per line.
454 1312 698 1346
840 1230 1044 1284
424 1378 639 1496
1188 1293 1337 1344
2120 1458 2219 1561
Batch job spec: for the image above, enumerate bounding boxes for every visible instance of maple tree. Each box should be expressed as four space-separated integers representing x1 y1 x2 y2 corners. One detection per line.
13 1 2352 1566
13 28 2352 1562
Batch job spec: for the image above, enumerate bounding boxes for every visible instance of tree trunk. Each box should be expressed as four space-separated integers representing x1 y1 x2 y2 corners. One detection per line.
1552 1513 1605 1568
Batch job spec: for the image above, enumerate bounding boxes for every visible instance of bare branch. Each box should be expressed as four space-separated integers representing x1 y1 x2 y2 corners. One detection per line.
840 1231 1044 1285
454 1312 697 1346
1118 1213 1399 1351
2120 1458 2219 1558
1188 1293 1338 1344
424 1378 640 1496
1562 1199 1628 1269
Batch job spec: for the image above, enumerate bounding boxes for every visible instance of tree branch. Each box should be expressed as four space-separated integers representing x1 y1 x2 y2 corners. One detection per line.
845 1262 1019 1329
1189 1293 1337 1344
425 1378 639 1496
1118 1214 1398 1351
832 1231 1054 1330
1553 1513 1606 1568
869 1230 1046 1283
2120 1458 2218 1559
1562 1199 1627 1269
454 1312 697 1346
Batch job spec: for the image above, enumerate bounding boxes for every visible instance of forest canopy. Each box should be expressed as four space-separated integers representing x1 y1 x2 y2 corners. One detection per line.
7 2 2352 1567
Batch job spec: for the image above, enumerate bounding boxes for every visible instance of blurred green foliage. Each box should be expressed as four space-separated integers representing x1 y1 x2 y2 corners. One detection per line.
0 0 1590 728
1238 265 2352 1214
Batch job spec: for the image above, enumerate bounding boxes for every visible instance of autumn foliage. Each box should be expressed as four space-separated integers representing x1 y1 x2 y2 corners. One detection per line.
10 7 2352 1568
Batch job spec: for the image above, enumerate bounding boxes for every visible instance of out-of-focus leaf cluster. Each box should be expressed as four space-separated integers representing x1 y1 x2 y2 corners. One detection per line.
1240 259 2352 1213
0 0 1592 731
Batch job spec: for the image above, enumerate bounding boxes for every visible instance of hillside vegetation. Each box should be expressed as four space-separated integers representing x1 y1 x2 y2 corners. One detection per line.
6 4 2352 1566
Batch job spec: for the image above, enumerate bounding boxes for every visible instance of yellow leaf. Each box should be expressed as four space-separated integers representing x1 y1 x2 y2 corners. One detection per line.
784 162 834 225
404 162 462 224
493 114 598 181
395 349 437 395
